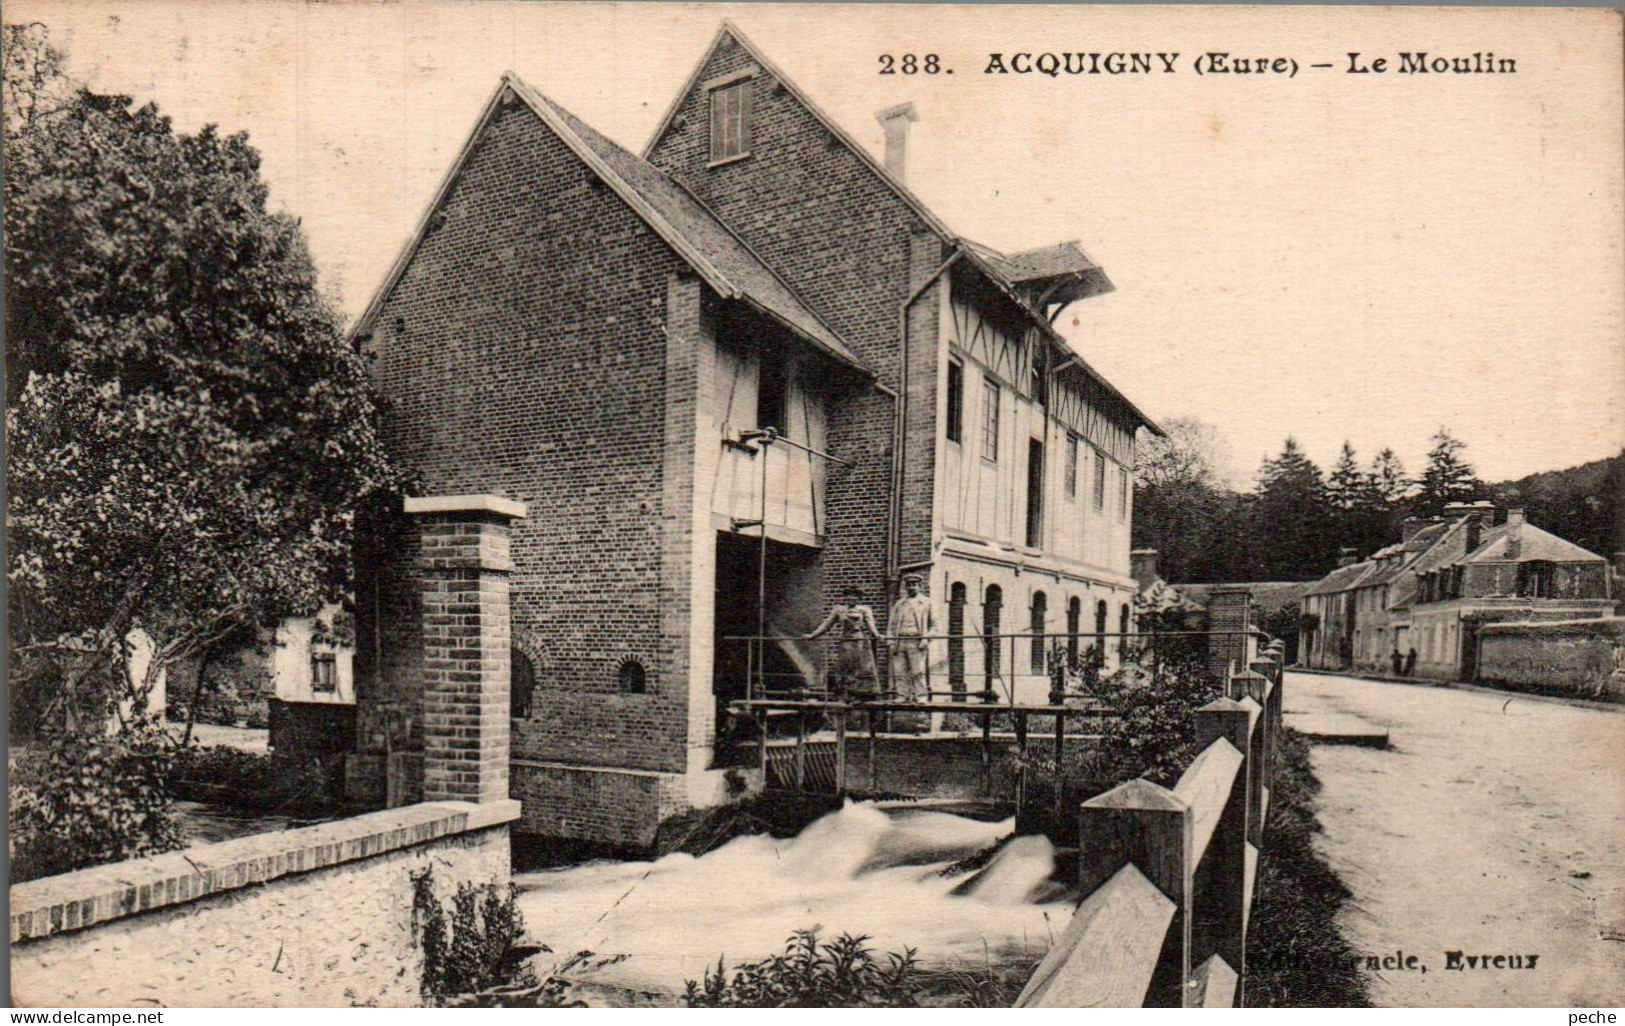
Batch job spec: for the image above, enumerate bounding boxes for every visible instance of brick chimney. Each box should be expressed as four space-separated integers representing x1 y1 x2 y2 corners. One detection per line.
1337 547 1359 568
876 102 919 182
1464 514 1483 554
1504 511 1524 560
1131 549 1159 589
1401 517 1429 544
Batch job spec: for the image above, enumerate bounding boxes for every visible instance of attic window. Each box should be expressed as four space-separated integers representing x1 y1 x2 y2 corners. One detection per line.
709 77 752 163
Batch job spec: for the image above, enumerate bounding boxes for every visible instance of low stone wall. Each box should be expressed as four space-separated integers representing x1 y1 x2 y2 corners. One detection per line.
9 799 519 1007
1476 617 1625 700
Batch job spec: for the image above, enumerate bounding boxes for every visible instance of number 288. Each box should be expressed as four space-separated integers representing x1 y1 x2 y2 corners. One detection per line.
878 54 944 75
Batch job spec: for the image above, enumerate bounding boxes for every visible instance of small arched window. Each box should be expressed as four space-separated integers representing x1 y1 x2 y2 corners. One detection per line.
618 657 648 694
1094 599 1108 653
947 583 967 696
511 648 536 719
1067 597 1081 662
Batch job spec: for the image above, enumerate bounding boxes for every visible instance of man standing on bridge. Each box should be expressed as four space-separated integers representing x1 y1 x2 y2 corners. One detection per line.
889 573 935 705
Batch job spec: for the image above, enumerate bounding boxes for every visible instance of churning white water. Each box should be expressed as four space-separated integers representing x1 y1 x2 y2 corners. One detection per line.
513 802 1073 998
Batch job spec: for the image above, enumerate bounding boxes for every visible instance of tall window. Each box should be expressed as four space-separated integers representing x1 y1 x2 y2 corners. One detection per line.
981 380 1000 462
1517 561 1554 598
1025 439 1045 548
945 360 964 443
1119 603 1131 657
948 583 967 696
709 79 751 162
1116 467 1129 522
757 352 788 435
1065 435 1079 498
1030 592 1048 673
1092 447 1107 510
1094 599 1108 654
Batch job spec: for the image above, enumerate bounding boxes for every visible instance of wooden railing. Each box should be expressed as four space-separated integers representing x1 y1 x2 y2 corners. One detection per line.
1016 636 1287 1008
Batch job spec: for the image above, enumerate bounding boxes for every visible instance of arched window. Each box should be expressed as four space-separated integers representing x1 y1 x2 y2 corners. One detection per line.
1030 592 1048 673
511 648 536 719
1119 603 1131 658
1094 599 1108 655
948 583 967 696
983 585 1003 691
618 657 648 694
1067 597 1081 663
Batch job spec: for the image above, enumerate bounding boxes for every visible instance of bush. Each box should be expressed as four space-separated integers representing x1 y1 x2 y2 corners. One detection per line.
168 744 338 814
1016 649 1220 841
686 929 920 1008
412 870 539 1005
8 721 183 882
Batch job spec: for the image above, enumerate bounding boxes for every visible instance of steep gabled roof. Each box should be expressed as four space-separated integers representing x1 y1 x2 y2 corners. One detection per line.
642 21 1162 437
353 74 867 374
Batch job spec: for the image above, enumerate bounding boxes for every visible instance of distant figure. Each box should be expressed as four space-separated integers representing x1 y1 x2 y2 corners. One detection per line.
1404 646 1418 676
806 586 881 699
888 572 935 703
1390 649 1403 676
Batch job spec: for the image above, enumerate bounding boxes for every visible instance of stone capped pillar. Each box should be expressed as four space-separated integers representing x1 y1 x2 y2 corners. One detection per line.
404 494 526 804
1206 588 1253 688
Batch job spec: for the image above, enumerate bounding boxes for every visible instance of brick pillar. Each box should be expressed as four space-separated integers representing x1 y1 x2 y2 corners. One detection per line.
1206 589 1252 688
405 494 527 804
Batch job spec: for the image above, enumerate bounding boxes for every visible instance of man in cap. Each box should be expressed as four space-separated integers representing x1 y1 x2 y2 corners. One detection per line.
888 573 935 706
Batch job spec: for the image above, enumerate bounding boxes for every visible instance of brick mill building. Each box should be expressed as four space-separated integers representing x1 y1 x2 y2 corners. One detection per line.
345 23 1160 845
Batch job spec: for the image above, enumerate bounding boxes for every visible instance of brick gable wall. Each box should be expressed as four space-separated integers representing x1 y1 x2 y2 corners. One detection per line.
359 97 700 779
646 33 949 613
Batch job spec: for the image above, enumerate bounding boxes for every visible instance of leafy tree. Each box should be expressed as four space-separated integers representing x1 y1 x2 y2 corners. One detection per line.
1253 438 1332 578
1415 427 1480 516
6 23 396 730
4 23 396 875
1133 417 1252 582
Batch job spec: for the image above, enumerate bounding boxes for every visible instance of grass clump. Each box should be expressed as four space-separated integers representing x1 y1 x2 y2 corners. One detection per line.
1243 726 1372 1007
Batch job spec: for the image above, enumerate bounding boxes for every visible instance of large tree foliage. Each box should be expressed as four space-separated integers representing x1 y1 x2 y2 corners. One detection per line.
1415 426 1480 517
4 23 395 876
1254 438 1332 579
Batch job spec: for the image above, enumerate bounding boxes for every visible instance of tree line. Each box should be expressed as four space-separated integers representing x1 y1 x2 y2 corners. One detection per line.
1133 418 1621 584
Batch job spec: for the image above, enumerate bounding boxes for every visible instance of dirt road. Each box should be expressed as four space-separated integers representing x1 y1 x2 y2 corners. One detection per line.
1285 671 1625 1006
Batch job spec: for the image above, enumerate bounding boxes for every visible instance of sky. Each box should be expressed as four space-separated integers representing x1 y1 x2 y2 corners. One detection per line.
15 1 1625 486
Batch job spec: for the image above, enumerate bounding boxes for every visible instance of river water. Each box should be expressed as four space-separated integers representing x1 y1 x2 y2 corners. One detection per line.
513 801 1074 999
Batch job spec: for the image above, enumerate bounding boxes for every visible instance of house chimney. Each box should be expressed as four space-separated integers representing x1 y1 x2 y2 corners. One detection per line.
1401 517 1428 544
1464 514 1482 554
1505 508 1525 529
876 102 919 182
1337 547 1359 568
1131 549 1159 589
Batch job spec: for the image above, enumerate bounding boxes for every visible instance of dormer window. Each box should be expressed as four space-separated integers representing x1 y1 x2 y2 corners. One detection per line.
709 75 753 164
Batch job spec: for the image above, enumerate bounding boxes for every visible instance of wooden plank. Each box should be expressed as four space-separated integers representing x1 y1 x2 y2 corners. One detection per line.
1173 738 1243 869
1191 954 1239 1008
1243 841 1258 931
1016 864 1176 1008
794 710 807 791
833 709 847 796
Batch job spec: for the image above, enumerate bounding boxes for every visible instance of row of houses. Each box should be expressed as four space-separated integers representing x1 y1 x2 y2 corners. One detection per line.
1300 501 1617 681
